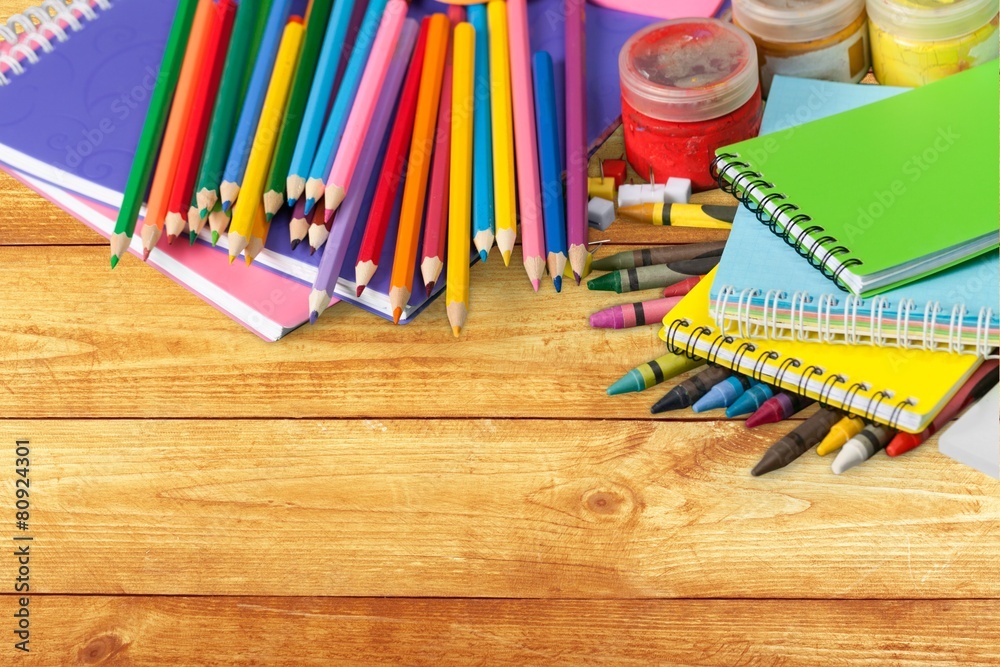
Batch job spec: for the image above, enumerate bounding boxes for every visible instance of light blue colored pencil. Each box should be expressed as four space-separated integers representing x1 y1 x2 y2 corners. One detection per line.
532 51 567 292
302 0 391 215
218 0 293 212
468 4 495 262
285 0 357 208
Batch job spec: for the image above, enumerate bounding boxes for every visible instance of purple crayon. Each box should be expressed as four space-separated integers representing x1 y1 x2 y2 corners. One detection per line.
590 296 682 329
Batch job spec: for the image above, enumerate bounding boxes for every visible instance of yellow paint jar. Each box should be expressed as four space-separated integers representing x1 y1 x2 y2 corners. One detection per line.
867 0 999 86
734 0 871 96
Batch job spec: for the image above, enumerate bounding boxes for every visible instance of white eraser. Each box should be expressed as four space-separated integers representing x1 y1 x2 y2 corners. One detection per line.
664 177 692 204
588 197 616 230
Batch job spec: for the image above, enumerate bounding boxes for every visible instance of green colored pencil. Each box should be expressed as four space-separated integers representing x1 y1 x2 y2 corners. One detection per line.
189 0 266 235
110 0 200 269
262 0 335 221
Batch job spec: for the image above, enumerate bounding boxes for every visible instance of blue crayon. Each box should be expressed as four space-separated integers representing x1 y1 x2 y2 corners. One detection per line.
725 383 776 418
468 4 495 262
692 375 759 413
532 51 568 292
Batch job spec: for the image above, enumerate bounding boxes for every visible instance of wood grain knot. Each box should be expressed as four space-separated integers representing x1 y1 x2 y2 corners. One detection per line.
582 485 641 521
78 634 127 664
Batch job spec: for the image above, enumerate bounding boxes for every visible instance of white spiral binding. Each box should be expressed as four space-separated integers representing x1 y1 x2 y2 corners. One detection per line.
713 284 999 359
0 1 109 86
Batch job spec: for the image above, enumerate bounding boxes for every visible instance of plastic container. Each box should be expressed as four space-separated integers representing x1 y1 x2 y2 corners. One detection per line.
733 0 871 95
619 19 763 191
867 0 999 86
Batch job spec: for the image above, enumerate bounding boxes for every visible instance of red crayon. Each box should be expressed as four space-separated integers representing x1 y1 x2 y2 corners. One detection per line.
745 391 815 429
886 360 999 457
590 296 681 329
663 275 703 298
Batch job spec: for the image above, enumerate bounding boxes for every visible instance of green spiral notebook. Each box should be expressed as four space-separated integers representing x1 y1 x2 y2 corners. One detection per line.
712 60 1000 297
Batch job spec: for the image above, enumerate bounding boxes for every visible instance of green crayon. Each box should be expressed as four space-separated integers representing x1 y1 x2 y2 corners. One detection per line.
608 353 705 396
591 241 727 272
588 256 721 294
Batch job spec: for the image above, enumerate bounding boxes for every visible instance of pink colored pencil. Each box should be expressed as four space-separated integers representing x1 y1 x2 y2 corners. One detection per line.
323 0 410 222
506 0 545 291
566 0 588 284
589 296 682 329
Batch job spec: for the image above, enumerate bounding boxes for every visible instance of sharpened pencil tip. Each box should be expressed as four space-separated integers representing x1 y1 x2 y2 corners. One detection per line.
228 255 236 265
392 308 402 325
265 212 274 223
189 231 198 246
303 198 315 216
309 311 319 325
142 249 150 262
530 279 540 292
553 276 562 293
211 231 220 246
221 201 231 213
290 239 300 251
425 282 434 298
573 272 582 285
452 326 461 338
110 255 119 270
245 256 253 267
166 234 176 246
309 246 316 256
479 250 488 262
501 251 511 266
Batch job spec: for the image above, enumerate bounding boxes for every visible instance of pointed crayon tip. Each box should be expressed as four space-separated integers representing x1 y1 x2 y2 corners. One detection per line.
392 308 402 325
221 201 232 213
530 279 540 292
553 276 562 293
452 326 461 338
303 198 316 216
309 311 319 325
606 375 635 396
501 251 511 266
110 255 120 270
479 250 488 262
290 239 300 251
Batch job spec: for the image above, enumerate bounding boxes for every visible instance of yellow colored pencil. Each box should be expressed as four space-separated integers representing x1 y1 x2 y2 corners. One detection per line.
447 23 476 337
229 17 305 262
487 0 517 266
245 203 271 266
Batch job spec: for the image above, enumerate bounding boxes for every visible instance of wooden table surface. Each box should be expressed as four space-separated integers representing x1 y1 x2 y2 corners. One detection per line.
2 4 998 663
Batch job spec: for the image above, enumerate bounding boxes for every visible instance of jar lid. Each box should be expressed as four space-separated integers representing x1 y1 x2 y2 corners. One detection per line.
867 0 999 41
733 0 867 43
619 19 759 123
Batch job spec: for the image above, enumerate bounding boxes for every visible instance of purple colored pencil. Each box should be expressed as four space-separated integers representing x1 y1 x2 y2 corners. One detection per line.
590 296 682 329
308 19 419 322
565 0 588 285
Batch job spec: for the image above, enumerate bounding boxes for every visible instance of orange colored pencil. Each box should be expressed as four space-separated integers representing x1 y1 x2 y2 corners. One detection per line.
388 13 450 324
165 0 236 244
139 0 216 260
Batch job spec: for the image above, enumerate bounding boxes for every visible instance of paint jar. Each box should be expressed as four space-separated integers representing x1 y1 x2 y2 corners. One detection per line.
619 19 763 191
867 0 999 86
733 0 871 96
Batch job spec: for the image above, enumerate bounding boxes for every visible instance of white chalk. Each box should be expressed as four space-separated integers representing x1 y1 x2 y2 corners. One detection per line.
664 177 692 204
588 197 616 231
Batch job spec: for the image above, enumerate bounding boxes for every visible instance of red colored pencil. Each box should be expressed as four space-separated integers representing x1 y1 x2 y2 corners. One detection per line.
354 17 430 297
164 0 236 244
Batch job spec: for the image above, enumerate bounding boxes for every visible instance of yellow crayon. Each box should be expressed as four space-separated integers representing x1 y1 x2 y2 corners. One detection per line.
487 0 517 266
447 23 476 337
816 415 866 456
619 202 736 230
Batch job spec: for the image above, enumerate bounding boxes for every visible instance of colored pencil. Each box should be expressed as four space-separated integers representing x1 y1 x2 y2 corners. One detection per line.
110 0 200 269
219 0 294 213
506 0 545 291
263 0 336 221
138 0 216 261
565 0 588 284
420 7 465 296
165 0 236 244
286 0 357 209
245 202 270 266
228 14 305 261
288 196 312 251
487 0 517 266
447 22 476 337
309 19 419 322
532 50 567 292
303 0 391 215
388 13 450 324
191 0 266 232
468 4 495 262
207 202 230 246
354 17 430 297
322 0 410 224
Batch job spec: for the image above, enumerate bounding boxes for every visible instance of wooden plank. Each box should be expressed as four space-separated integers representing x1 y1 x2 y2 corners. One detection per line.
2 420 997 597
10 597 999 665
0 245 731 419
0 172 102 246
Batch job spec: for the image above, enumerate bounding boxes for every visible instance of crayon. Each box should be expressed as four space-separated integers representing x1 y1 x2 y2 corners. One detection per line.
588 256 720 294
608 354 704 396
816 415 866 456
751 408 842 477
745 392 816 428
725 383 776 418
651 365 732 414
618 202 737 229
886 360 999 457
664 276 704 298
693 375 758 413
591 242 726 272
589 296 682 330
831 424 895 474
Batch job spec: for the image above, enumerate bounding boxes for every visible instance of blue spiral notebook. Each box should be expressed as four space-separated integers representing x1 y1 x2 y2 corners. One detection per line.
712 76 1000 357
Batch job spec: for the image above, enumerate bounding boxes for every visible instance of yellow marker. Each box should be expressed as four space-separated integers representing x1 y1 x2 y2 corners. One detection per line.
228 19 304 261
487 1 517 266
816 415 866 456
588 176 616 201
618 202 736 230
447 23 476 337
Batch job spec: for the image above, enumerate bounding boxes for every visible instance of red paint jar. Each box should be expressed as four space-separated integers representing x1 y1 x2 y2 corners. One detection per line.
619 19 763 191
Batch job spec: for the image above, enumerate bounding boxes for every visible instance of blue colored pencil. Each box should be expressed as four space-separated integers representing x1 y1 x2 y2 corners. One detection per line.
218 0 294 212
468 4 495 262
532 51 567 292
285 0 357 210
302 0 391 215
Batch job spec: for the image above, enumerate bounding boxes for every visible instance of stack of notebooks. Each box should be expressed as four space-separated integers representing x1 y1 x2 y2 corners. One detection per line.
658 65 999 439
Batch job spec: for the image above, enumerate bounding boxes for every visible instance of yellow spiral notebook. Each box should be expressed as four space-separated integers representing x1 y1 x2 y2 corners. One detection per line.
658 268 983 433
